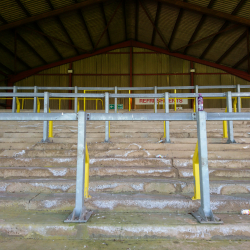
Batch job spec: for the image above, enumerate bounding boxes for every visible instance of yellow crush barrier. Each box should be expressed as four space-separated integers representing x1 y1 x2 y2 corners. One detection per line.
16 97 20 113
84 144 91 198
129 90 131 112
174 89 176 111
192 141 200 200
223 107 228 138
49 108 53 138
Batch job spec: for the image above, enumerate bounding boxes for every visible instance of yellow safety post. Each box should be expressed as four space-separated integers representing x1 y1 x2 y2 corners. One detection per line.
84 90 86 112
77 100 80 113
59 98 61 110
192 141 200 200
16 97 20 113
233 98 237 113
129 90 131 111
49 108 53 138
174 89 176 111
37 98 40 113
96 99 98 110
223 107 228 138
21 98 24 109
84 143 91 198
193 98 196 112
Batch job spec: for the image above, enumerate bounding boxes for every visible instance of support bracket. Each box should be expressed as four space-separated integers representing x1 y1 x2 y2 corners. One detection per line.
64 208 93 223
191 209 223 224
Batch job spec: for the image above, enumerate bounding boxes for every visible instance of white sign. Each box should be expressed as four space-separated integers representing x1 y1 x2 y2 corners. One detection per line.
135 98 188 105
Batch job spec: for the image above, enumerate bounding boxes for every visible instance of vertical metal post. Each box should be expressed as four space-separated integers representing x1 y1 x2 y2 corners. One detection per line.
12 86 17 113
64 112 92 222
192 111 221 223
74 86 78 113
191 111 221 223
42 92 50 142
105 92 109 142
75 111 86 216
226 91 236 143
33 86 37 113
115 86 117 113
195 85 198 113
237 84 241 113
154 86 157 113
165 92 170 143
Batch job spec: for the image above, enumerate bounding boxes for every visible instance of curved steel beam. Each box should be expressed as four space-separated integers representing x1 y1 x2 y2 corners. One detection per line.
9 40 250 84
0 0 108 33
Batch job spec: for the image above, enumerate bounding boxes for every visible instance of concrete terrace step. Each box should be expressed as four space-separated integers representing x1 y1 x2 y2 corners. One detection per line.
3 137 247 144
0 192 250 214
1 178 250 195
0 166 177 178
2 149 250 159
1 156 250 169
1 165 250 180
1 209 250 240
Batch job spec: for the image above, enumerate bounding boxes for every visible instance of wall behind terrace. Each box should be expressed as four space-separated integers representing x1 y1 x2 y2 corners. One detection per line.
15 47 250 110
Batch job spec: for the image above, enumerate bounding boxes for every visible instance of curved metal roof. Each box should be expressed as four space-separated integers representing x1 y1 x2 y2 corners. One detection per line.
0 0 249 80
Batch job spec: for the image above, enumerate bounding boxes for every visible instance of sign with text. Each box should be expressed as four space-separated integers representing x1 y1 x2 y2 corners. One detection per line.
109 104 124 109
135 98 188 105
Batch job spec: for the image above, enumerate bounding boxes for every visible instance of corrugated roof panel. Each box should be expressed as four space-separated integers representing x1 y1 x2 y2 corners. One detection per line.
154 5 179 47
21 0 51 16
37 17 77 58
104 1 125 44
212 0 239 14
18 27 59 64
50 0 76 9
0 0 26 24
221 38 247 68
171 10 202 51
83 4 108 49
125 0 136 40
0 46 26 73
187 0 211 8
236 1 250 20
0 30 42 68
204 26 245 63
138 0 157 44
187 16 225 57
59 11 93 51
236 60 248 71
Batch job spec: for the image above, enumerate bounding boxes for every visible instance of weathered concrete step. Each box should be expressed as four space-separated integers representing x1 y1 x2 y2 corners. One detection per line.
174 158 250 168
0 157 172 167
0 137 236 144
4 141 248 151
1 149 250 160
2 127 250 134
2 131 250 139
0 209 250 240
1 192 250 214
3 239 250 250
1 178 250 195
0 166 176 178
178 167 250 178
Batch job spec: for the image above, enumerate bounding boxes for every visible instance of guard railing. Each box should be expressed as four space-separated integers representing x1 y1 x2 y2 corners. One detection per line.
1 110 250 224
1 91 250 144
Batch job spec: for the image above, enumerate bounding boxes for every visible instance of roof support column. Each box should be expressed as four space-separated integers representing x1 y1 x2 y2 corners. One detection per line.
69 63 73 110
130 47 133 109
247 28 250 74
190 61 194 109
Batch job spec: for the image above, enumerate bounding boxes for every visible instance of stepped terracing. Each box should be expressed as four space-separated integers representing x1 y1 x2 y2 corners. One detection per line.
0 108 250 245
